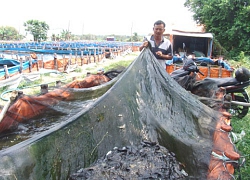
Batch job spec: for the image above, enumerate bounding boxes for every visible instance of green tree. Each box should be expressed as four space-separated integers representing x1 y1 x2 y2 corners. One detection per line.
24 20 49 41
132 32 140 42
185 0 250 55
60 29 72 41
51 33 61 41
0 26 21 40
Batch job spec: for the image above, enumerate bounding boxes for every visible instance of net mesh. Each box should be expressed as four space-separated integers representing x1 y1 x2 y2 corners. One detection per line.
0 48 241 179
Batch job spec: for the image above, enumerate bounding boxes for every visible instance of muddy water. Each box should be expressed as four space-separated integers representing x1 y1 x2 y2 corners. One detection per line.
0 99 96 150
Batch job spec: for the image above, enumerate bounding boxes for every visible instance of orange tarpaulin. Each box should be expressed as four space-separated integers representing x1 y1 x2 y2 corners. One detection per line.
166 64 233 79
0 73 111 133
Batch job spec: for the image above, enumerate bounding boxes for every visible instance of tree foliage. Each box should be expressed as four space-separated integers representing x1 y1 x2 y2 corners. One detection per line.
60 29 72 41
185 0 250 55
24 20 49 41
0 26 21 40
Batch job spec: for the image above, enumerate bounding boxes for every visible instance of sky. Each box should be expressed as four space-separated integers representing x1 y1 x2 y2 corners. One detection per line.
0 0 196 37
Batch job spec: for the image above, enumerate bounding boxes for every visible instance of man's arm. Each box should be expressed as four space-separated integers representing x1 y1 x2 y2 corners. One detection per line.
156 51 173 60
162 53 173 60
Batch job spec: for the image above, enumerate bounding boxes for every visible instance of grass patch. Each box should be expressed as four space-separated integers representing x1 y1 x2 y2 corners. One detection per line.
229 54 250 179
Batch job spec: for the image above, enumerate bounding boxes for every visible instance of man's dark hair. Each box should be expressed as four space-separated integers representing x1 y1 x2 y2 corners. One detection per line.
154 20 165 27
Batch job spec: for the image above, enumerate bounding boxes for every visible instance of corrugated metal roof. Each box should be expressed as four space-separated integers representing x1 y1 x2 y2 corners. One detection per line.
165 29 213 39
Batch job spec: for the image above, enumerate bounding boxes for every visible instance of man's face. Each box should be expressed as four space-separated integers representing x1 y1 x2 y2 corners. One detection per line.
153 24 165 36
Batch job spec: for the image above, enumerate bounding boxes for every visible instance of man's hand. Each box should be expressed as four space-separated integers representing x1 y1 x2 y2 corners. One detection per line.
142 41 149 48
139 41 149 51
156 51 163 57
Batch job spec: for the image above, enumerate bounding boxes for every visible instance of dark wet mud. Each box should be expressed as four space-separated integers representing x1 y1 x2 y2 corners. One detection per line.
70 140 188 180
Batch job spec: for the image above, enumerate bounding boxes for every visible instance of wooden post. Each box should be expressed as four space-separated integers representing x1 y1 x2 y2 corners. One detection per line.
4 65 9 79
29 57 32 72
88 51 91 63
219 66 222 78
86 54 89 64
41 54 44 69
54 53 58 70
102 48 105 59
69 53 72 65
36 58 39 72
97 47 100 62
19 58 23 73
81 51 84 66
94 48 96 63
40 84 48 95
208 65 211 77
63 55 67 71
56 80 62 88
75 52 77 65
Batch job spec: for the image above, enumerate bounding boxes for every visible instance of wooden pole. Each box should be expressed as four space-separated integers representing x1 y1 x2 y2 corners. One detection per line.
36 59 39 71
86 54 89 64
63 55 67 71
4 65 9 79
69 53 72 65
94 48 96 63
88 51 91 63
41 54 44 69
54 53 58 70
81 51 84 66
97 47 100 62
29 57 32 72
75 52 77 65
19 58 23 73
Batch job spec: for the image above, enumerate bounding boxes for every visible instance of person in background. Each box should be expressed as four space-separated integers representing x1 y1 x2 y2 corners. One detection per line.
139 20 173 69
216 56 234 71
